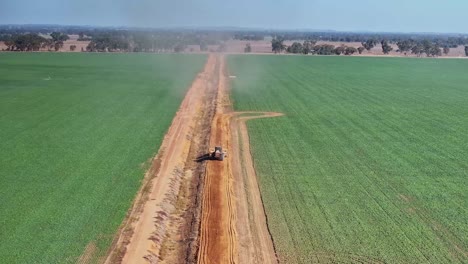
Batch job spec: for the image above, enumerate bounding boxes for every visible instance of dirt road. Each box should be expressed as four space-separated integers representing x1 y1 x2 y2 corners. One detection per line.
105 55 218 264
105 54 280 264
197 55 280 264
231 112 282 264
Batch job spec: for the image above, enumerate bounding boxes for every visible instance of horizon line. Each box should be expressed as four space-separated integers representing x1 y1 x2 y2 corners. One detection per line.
1 23 468 36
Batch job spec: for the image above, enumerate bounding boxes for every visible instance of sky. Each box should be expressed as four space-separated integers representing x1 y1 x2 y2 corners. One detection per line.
0 0 467 33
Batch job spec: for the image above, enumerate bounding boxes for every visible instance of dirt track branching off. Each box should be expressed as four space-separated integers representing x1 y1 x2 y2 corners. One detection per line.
227 55 468 263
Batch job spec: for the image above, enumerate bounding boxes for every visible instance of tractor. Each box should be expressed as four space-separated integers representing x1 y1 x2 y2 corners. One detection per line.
211 146 227 161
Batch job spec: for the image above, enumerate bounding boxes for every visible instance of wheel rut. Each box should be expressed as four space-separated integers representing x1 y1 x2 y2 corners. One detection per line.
197 55 281 264
104 54 280 264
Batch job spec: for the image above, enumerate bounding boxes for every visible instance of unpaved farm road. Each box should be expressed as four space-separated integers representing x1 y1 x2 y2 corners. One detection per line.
103 54 280 264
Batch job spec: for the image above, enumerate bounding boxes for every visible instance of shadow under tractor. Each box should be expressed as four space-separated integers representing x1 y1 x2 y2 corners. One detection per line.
195 146 227 162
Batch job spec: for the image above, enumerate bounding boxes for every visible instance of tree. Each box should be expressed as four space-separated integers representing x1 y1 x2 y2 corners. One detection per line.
357 46 365 54
287 42 303 54
302 40 313 54
4 38 14 51
8 34 47 51
43 39 53 51
244 43 252 53
421 40 433 57
313 44 335 55
381 40 393 54
271 37 285 54
50 32 69 51
334 45 346 55
411 43 424 57
396 40 413 55
443 46 450 55
70 45 76 51
344 47 357 55
361 39 377 51
465 46 468 56
429 45 442 57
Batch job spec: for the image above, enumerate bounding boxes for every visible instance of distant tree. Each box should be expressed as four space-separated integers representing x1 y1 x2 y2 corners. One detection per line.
421 40 433 56
70 45 76 51
429 45 442 57
443 46 450 55
302 40 313 54
86 42 97 52
8 33 47 51
381 40 393 54
42 39 53 51
50 32 69 51
244 43 252 53
396 40 413 55
287 42 303 54
78 32 84 39
361 39 377 51
271 37 285 54
357 46 365 54
465 46 468 56
344 46 357 55
411 43 424 57
334 45 346 55
4 38 14 51
313 44 335 55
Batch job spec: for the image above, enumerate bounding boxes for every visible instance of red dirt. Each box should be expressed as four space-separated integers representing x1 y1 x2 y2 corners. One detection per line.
104 54 279 264
231 112 282 264
197 55 238 264
104 55 218 264
197 55 280 264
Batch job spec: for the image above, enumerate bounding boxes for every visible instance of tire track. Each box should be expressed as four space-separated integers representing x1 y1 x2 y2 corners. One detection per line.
105 54 217 264
198 54 280 264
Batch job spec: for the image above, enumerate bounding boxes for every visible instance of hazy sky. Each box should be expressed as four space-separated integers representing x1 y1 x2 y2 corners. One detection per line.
0 0 466 33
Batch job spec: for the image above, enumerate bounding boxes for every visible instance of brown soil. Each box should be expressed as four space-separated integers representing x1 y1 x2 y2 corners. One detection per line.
0 35 89 52
104 54 279 264
197 55 238 264
104 55 218 264
197 55 280 264
231 111 282 264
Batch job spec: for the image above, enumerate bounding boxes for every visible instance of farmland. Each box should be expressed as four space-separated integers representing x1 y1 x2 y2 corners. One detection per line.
228 55 468 263
0 53 206 263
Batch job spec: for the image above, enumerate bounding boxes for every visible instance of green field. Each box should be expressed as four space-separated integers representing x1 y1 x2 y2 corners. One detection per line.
0 53 206 263
228 55 468 263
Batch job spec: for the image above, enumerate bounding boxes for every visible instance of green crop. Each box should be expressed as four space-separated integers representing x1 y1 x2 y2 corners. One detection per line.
0 53 206 263
228 55 468 263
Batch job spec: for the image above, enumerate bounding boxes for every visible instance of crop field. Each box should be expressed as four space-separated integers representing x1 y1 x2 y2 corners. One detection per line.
228 55 468 263
0 53 206 263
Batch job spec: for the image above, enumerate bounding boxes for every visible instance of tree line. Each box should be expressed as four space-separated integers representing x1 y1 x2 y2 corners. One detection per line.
81 30 232 52
2 25 468 56
237 30 468 47
272 37 468 57
272 38 359 55
3 32 69 51
83 31 207 52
